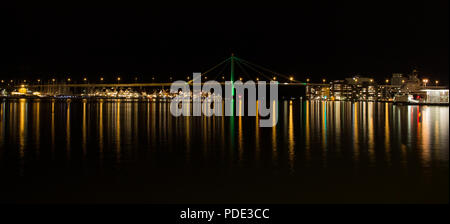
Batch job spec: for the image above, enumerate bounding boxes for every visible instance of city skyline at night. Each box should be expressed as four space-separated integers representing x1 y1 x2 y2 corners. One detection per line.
1 2 448 221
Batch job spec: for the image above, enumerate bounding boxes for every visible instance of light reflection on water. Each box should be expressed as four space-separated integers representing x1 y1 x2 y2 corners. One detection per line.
0 98 448 202
0 99 448 168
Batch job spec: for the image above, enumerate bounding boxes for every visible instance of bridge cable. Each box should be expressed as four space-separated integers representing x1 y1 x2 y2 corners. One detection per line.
189 57 230 84
237 57 297 82
210 60 231 82
237 60 275 81
235 60 254 81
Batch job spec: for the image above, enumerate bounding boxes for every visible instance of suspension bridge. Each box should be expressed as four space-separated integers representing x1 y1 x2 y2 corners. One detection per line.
10 55 307 97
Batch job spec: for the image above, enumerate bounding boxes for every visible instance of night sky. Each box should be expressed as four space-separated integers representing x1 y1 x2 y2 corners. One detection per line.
3 2 448 83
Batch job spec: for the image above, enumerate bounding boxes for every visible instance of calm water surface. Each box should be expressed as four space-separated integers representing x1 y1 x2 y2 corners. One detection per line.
0 99 448 203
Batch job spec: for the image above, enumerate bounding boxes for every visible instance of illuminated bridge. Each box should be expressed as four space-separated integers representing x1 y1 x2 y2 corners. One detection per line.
12 55 307 96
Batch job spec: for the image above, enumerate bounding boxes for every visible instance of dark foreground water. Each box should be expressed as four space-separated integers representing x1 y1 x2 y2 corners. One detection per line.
0 98 448 203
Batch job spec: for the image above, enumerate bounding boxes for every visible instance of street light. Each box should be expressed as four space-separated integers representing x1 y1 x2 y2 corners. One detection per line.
385 79 389 84
306 78 310 82
83 77 87 82
322 78 326 83
52 78 56 82
435 80 439 86
67 78 71 82
273 76 277 81
100 77 104 81
289 76 294 81
422 79 429 86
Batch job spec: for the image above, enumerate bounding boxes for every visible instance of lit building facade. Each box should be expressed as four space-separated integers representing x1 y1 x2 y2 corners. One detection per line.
420 89 449 104
306 70 448 104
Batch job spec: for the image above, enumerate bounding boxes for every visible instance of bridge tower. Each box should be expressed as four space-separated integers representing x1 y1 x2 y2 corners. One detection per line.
230 53 235 96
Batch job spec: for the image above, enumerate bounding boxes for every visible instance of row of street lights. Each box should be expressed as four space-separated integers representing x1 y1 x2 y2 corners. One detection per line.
0 77 442 85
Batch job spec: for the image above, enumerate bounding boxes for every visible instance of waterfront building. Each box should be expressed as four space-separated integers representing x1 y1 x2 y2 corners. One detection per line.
306 69 448 104
421 88 449 104
391 73 408 85
306 84 330 100
309 76 378 101
329 80 348 100
345 76 377 101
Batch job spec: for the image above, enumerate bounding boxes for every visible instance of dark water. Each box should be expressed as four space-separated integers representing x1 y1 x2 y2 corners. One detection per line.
0 98 448 203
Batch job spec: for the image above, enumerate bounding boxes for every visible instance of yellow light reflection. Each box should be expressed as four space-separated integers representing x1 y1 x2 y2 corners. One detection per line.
334 102 341 153
0 102 4 150
288 100 295 172
368 102 375 165
19 99 27 159
185 102 191 162
82 99 87 157
305 100 310 163
99 100 104 160
116 100 121 162
66 99 71 159
321 101 327 167
272 100 278 162
51 100 55 155
385 102 391 166
353 102 359 163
